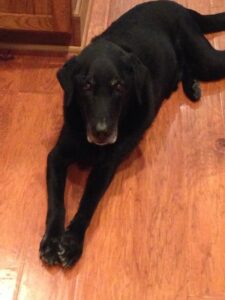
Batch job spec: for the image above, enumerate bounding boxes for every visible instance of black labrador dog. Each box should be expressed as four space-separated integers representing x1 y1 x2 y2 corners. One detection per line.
40 0 225 267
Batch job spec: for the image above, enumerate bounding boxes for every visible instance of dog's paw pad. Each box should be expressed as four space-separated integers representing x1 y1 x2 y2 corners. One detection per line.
58 232 83 268
39 235 61 265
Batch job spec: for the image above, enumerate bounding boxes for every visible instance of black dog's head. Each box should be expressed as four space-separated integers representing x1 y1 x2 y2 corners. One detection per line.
57 40 150 146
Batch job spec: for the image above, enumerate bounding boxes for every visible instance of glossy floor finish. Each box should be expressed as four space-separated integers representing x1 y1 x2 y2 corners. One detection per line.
1 0 225 299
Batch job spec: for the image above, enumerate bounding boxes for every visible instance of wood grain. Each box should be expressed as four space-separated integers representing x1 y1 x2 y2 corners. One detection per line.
189 297 225 300
0 1 225 300
51 0 72 33
0 0 51 15
0 1 72 34
85 0 111 44
0 13 53 31
0 0 91 47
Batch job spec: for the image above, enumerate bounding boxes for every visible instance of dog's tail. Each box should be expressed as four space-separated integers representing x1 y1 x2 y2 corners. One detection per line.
189 9 225 34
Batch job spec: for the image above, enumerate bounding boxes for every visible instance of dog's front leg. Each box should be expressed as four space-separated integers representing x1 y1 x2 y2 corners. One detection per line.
58 126 149 267
58 160 118 267
40 146 69 265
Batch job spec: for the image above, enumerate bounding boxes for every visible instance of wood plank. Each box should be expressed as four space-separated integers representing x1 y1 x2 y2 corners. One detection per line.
0 56 21 93
188 297 225 300
0 0 91 48
183 87 225 297
72 0 91 45
183 1 225 295
85 0 111 44
0 42 81 54
0 30 71 46
0 0 90 48
0 0 50 15
51 0 71 33
0 13 53 31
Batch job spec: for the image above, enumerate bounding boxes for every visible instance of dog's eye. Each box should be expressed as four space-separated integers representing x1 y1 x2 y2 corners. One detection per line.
83 82 92 91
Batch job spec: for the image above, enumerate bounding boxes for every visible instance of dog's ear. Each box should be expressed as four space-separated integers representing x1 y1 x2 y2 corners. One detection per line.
125 54 151 105
57 56 78 106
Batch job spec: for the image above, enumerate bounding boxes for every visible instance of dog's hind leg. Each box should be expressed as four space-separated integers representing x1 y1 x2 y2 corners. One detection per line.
182 62 201 101
189 10 225 34
181 15 225 82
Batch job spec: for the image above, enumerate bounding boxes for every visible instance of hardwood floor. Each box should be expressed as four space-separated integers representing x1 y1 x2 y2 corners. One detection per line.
1 1 225 299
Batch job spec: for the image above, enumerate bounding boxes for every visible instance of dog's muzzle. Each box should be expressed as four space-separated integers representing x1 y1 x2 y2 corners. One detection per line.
87 121 118 146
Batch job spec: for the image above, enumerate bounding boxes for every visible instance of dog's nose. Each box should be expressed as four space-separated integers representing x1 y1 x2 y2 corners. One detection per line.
87 121 118 145
96 121 108 133
92 121 110 142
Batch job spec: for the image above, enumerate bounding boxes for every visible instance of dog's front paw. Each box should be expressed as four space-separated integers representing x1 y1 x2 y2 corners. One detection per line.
39 234 61 265
58 231 83 268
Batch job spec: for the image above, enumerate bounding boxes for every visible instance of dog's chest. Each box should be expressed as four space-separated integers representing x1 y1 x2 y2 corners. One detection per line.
75 143 108 168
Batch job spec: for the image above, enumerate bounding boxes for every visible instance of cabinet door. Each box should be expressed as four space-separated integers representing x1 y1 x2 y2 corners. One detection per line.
0 0 72 45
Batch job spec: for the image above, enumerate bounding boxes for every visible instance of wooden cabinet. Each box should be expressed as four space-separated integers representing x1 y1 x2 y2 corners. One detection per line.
0 0 90 50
